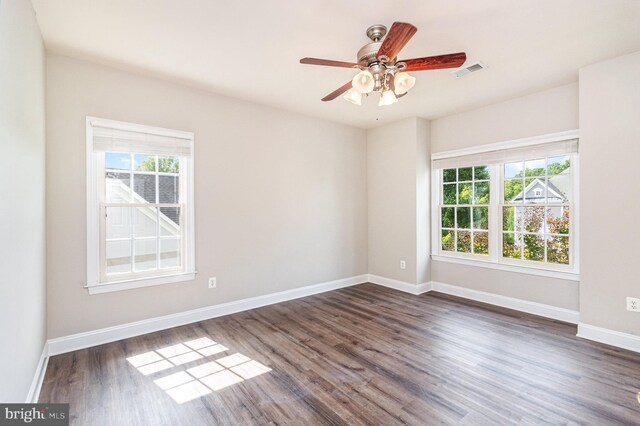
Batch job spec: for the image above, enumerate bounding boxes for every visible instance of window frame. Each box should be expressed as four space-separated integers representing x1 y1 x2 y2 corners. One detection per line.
86 117 196 294
430 131 580 281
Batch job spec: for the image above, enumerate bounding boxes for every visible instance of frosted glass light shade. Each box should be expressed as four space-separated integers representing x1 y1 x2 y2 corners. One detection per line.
378 90 398 106
394 72 416 95
352 70 375 94
343 88 362 106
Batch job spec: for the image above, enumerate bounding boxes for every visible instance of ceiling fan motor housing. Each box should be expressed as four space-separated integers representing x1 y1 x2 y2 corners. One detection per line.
357 42 383 67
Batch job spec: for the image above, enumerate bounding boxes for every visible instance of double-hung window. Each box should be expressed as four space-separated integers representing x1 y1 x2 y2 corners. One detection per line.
86 117 195 294
432 132 579 279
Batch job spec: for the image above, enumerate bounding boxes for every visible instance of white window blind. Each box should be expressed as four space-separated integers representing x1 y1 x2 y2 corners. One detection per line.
92 124 192 157
432 139 578 170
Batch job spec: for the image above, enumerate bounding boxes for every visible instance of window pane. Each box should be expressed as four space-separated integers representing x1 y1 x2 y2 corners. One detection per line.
503 206 523 232
547 156 570 175
456 207 471 229
458 182 472 204
442 230 454 251
134 206 158 238
524 158 545 177
548 173 570 201
106 207 131 239
473 207 488 230
106 172 131 203
160 207 181 232
546 206 570 235
443 184 456 205
158 156 180 173
473 232 489 255
474 181 490 204
524 179 546 203
134 154 156 171
504 179 523 203
456 231 471 253
523 206 544 233
523 234 544 261
159 175 179 203
133 173 157 203
105 152 131 171
504 162 523 179
134 239 157 271
106 240 131 274
160 238 181 268
441 207 454 229
474 166 490 180
443 169 456 183
458 167 473 181
503 233 521 259
547 236 569 264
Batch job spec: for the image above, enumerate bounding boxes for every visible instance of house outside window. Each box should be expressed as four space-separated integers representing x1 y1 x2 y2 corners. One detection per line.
431 132 579 280
86 117 195 294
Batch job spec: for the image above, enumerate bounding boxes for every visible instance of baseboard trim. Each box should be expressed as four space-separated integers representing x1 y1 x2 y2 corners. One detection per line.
48 274 368 356
577 323 640 353
430 281 580 324
26 344 49 403
367 274 431 295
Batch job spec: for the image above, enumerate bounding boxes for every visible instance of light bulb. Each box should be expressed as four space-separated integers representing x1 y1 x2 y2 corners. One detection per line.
378 90 398 106
352 70 375 94
342 88 362 106
394 72 416 95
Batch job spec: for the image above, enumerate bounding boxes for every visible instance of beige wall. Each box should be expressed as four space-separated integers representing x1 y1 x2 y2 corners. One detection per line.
579 51 640 335
0 0 47 401
46 53 368 338
367 117 430 285
430 83 580 310
431 83 579 152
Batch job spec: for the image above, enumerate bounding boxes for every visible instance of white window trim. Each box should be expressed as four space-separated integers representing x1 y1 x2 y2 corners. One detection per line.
86 117 196 295
430 130 580 282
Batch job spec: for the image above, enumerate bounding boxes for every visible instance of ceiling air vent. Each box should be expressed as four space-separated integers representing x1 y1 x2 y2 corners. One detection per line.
450 61 487 78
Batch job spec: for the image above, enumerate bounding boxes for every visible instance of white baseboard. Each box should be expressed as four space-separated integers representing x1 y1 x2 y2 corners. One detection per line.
367 274 431 295
430 281 580 324
48 274 368 356
577 323 640 353
26 344 49 403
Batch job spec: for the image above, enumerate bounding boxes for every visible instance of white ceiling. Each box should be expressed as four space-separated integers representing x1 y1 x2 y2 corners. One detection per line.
32 0 640 129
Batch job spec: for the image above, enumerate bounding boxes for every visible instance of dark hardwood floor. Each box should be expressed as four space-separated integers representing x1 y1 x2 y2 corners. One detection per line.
40 284 640 425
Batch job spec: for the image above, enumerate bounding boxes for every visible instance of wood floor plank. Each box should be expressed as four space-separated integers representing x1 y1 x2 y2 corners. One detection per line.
39 284 640 425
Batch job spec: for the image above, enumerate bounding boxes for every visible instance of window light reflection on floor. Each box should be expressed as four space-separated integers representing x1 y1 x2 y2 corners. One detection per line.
126 337 271 404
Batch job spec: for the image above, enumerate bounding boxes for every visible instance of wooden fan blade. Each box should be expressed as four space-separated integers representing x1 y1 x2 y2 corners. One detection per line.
300 58 359 68
400 52 467 72
377 22 417 62
322 81 353 102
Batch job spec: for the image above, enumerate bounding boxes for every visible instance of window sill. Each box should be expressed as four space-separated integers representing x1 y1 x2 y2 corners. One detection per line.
86 271 197 295
431 255 579 281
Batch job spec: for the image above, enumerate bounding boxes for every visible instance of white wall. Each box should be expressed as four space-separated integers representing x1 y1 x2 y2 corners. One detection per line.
579 51 640 336
46 53 368 338
429 84 580 310
0 0 47 402
367 117 430 285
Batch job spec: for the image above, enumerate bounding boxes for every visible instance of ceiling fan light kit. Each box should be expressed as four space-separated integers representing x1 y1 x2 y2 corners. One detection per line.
343 88 363 106
300 22 467 106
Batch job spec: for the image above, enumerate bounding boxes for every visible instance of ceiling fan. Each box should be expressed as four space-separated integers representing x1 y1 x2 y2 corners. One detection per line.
300 22 466 106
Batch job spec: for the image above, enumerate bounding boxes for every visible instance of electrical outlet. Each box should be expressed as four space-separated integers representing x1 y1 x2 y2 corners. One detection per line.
208 277 217 289
627 297 640 312
400 260 406 270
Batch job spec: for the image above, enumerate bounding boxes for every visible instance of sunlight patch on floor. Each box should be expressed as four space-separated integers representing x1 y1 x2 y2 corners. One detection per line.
126 337 271 404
